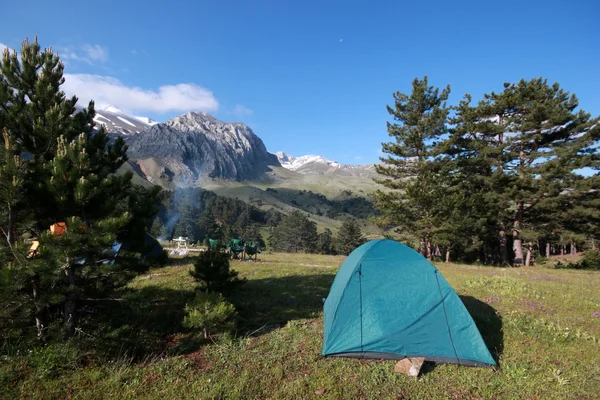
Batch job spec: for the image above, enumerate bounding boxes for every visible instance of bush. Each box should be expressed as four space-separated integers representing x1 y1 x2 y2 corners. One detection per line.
535 255 548 266
183 292 236 339
581 250 600 270
554 250 600 270
189 249 245 294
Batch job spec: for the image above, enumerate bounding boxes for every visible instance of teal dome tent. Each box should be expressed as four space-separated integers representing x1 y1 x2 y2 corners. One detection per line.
322 239 496 367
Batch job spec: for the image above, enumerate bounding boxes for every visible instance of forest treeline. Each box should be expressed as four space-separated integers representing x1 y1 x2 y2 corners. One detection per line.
153 188 365 255
375 77 599 266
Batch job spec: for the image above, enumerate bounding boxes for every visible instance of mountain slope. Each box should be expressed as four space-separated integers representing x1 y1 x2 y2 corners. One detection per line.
92 105 156 137
126 112 279 186
276 152 378 177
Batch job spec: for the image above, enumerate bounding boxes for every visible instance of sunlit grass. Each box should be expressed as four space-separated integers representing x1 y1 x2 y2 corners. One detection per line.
2 253 600 399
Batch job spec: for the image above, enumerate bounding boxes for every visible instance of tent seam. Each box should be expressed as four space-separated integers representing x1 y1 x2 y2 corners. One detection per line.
435 271 461 365
328 240 386 348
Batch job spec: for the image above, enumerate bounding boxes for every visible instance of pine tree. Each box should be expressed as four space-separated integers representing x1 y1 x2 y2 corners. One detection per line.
270 211 317 253
189 249 245 294
316 228 335 255
0 38 161 338
335 219 365 255
374 77 451 257
441 78 599 265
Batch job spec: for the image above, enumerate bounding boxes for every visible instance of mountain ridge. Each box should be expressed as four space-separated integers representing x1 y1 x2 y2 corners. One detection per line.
125 111 279 186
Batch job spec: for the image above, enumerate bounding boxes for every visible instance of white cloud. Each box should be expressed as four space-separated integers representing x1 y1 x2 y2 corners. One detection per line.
233 104 253 117
354 156 363 160
0 43 7 53
59 44 108 64
82 44 108 63
62 73 219 113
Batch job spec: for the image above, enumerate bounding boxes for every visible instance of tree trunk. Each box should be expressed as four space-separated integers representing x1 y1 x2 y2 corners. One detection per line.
592 237 597 250
570 241 576 255
63 264 77 337
419 238 426 256
426 239 432 260
203 327 208 339
7 203 15 245
32 276 46 340
525 241 533 266
561 245 565 256
512 201 524 266
545 242 550 258
445 248 451 263
499 224 508 265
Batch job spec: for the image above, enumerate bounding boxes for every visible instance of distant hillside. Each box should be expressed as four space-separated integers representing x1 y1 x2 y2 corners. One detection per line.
276 152 378 178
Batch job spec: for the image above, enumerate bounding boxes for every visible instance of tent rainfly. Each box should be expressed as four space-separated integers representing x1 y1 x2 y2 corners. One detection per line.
322 239 496 367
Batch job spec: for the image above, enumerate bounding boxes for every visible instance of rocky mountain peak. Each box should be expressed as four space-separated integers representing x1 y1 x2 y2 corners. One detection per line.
126 112 279 186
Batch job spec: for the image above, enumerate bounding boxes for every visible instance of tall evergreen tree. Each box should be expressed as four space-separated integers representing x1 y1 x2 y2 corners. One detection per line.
0 38 161 339
374 76 451 257
446 78 599 265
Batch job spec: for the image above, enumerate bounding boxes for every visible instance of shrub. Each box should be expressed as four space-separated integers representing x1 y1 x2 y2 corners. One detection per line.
554 250 600 270
581 250 600 270
189 249 245 294
183 292 236 339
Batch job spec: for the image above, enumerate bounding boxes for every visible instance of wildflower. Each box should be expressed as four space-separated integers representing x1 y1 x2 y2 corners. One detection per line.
593 312 600 319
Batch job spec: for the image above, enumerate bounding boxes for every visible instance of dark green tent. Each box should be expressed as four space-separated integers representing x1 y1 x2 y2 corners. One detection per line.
322 239 496 367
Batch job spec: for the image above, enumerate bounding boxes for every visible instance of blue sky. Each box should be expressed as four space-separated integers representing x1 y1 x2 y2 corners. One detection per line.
1 0 599 164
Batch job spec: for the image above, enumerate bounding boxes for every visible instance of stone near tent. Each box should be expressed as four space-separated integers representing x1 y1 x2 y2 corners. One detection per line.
394 357 425 376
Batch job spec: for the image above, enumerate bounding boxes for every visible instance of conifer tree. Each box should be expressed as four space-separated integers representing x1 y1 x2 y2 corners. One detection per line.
316 228 335 255
0 38 161 338
335 219 365 255
270 211 317 253
442 78 599 265
374 77 451 257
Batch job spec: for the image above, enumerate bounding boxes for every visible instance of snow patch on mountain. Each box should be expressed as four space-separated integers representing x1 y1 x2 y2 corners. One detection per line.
134 116 159 126
276 152 340 171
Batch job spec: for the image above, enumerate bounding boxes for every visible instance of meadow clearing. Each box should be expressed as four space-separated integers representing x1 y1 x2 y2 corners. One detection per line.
2 252 600 399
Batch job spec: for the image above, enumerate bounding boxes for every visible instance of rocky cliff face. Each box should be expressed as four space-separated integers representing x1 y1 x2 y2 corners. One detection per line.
126 112 279 186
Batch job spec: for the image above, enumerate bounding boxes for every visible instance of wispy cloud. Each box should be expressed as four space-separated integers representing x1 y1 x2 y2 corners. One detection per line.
82 44 108 63
59 44 109 64
63 73 219 113
354 156 363 160
232 104 253 117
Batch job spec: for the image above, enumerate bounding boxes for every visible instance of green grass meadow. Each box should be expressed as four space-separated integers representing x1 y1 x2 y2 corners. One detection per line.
2 253 600 399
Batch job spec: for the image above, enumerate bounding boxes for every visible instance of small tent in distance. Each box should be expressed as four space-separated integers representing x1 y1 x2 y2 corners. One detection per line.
322 239 496 367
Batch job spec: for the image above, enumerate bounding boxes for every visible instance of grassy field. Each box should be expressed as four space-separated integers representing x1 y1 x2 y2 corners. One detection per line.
2 253 600 399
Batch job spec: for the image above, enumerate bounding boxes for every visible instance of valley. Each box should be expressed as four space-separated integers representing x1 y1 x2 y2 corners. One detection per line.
103 108 384 236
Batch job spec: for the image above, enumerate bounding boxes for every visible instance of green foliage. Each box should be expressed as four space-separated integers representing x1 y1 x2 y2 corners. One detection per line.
376 75 600 265
183 292 236 339
189 249 245 293
0 38 161 340
335 219 365 255
374 77 454 258
269 211 317 253
582 249 600 269
316 228 335 255
156 187 281 244
557 250 600 270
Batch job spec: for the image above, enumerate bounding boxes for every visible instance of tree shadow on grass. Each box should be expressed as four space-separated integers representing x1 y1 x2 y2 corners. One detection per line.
79 285 195 360
230 273 336 336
